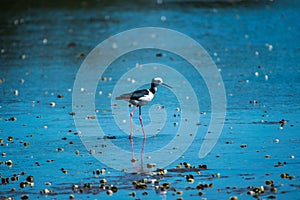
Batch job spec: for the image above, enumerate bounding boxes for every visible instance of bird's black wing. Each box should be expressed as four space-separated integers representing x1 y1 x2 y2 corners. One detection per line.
130 89 149 100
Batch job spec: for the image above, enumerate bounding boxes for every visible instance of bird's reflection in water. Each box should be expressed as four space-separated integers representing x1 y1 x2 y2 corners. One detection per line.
130 137 147 173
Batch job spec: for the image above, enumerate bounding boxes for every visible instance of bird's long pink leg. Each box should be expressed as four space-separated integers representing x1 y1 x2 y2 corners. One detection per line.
129 106 138 140
130 106 138 162
138 106 146 138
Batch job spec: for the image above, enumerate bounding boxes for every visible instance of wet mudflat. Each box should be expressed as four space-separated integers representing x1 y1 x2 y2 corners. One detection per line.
0 0 299 199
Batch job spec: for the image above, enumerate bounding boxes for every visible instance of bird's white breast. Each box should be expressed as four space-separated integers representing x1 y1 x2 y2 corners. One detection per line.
131 90 154 106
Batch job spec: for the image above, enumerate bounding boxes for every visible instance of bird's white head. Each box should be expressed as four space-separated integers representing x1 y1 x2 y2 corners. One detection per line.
152 77 172 88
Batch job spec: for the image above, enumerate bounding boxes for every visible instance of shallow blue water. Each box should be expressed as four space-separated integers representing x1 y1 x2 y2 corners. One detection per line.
1 0 300 199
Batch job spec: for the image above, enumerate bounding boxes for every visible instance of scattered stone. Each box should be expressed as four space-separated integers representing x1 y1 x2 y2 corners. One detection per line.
265 155 271 159
279 119 287 127
129 191 136 197
24 142 30 146
61 168 68 174
265 180 273 185
5 160 13 167
26 176 34 183
40 188 52 195
147 163 156 169
57 94 64 98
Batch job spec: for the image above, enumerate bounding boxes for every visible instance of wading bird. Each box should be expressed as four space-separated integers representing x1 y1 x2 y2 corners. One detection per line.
116 77 172 139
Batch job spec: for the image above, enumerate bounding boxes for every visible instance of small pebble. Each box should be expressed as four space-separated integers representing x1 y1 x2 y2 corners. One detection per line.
21 195 29 200
111 186 118 193
26 176 34 182
229 196 238 200
177 190 183 195
40 188 52 194
265 180 273 185
24 142 30 146
147 163 156 169
50 102 56 107
129 192 136 197
142 191 148 196
20 182 27 188
270 187 277 193
100 179 107 184
106 189 113 196
5 160 13 167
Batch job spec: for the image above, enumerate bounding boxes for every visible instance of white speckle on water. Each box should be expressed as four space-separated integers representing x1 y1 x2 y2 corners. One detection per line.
67 88 72 92
213 52 218 57
136 63 143 68
186 96 189 100
80 88 85 92
245 34 249 39
1 49 5 54
42 38 48 44
50 102 56 107
20 79 25 84
14 90 19 96
99 91 103 95
255 51 259 56
246 80 249 83
131 79 136 84
268 44 273 51
13 19 19 25
122 119 126 123
264 75 269 80
254 72 259 76
157 0 163 4
161 16 167 22
112 42 117 49
21 54 26 60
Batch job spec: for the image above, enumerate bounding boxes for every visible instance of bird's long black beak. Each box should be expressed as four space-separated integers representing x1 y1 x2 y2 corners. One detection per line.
162 82 172 89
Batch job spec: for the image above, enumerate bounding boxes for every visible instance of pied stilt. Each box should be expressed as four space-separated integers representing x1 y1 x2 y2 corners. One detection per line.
116 77 172 139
